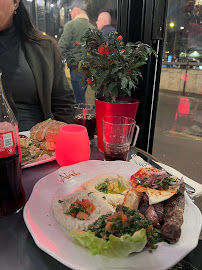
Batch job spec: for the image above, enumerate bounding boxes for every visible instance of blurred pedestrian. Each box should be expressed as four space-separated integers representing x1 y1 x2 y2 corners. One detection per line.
58 2 94 103
96 12 115 41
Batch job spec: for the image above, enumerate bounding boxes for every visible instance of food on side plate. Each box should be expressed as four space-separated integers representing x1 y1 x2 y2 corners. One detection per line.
83 174 132 208
52 190 115 231
20 135 55 166
69 205 162 257
30 119 67 150
130 168 184 204
20 119 66 165
20 136 54 166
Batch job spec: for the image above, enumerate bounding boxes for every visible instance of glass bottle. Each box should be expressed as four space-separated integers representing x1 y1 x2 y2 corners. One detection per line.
0 70 26 216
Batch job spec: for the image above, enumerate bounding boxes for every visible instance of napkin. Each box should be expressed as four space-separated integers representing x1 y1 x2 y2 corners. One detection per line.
129 155 202 198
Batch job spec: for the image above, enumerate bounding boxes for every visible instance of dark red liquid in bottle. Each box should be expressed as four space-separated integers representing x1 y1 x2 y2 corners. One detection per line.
0 148 26 216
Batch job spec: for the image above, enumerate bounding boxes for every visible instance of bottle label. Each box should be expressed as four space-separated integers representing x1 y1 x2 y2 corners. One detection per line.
0 131 16 158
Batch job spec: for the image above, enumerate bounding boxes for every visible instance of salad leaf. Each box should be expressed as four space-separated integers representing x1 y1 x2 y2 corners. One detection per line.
69 228 147 257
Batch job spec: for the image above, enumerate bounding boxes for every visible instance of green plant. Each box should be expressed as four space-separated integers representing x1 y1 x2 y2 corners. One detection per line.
77 29 156 103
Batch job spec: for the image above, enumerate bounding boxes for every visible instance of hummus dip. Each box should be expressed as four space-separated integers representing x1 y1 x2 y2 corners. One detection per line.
52 190 115 231
83 174 132 208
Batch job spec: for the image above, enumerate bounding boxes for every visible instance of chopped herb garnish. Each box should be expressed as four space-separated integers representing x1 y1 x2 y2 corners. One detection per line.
89 205 153 241
87 192 93 196
102 196 106 200
95 179 109 193
133 174 179 190
118 181 122 188
147 228 163 249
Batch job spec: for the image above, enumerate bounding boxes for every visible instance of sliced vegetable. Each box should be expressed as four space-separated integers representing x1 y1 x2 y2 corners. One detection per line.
69 229 147 257
130 168 183 191
66 199 96 219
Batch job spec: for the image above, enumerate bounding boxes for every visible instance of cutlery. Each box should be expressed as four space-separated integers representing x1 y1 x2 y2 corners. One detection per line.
133 152 196 194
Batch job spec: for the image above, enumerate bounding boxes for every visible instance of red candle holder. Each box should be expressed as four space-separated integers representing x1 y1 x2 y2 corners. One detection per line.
55 125 90 167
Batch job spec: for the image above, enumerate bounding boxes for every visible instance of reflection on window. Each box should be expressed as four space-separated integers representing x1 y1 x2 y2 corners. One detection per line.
161 0 202 96
163 0 202 66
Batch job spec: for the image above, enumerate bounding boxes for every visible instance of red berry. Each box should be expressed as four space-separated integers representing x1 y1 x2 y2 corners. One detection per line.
87 78 92 84
98 46 105 55
117 35 123 41
104 48 110 55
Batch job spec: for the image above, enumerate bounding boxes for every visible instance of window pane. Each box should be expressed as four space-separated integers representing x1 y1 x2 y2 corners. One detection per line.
153 0 202 183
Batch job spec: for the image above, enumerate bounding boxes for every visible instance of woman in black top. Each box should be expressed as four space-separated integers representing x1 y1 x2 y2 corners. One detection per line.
0 0 75 131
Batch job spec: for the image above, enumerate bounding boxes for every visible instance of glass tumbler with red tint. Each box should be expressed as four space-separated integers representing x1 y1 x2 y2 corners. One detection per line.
55 125 90 167
74 104 96 141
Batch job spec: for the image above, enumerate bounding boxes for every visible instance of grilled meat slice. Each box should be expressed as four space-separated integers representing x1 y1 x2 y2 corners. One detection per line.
153 202 164 223
146 205 159 226
161 187 185 243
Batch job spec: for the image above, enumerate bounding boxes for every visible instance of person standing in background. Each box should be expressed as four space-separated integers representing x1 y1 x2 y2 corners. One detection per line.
58 2 94 104
0 0 75 131
96 12 115 41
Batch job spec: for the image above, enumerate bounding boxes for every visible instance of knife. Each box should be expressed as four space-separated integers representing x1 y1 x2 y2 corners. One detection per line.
136 151 196 194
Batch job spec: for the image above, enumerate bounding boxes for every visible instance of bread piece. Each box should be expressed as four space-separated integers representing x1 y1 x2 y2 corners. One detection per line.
30 120 48 141
30 120 67 150
30 120 57 141
45 121 67 142
122 189 142 210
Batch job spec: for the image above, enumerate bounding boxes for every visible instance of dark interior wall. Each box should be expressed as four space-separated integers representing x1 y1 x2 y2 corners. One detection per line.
118 0 168 153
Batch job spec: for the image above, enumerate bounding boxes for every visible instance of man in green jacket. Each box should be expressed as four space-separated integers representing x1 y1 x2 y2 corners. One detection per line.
58 4 94 103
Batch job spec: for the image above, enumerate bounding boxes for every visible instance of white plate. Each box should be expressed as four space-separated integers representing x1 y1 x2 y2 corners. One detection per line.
19 131 56 169
23 160 202 270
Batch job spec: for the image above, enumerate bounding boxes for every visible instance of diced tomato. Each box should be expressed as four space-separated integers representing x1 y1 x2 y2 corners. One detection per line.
81 199 91 207
107 213 118 221
105 222 113 231
85 205 96 214
74 199 81 204
81 199 96 214
76 212 89 220
120 212 128 224
139 212 144 219
71 212 77 218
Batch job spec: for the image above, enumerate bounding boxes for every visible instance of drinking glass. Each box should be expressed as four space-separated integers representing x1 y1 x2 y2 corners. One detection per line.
102 116 139 161
55 125 90 167
73 104 96 141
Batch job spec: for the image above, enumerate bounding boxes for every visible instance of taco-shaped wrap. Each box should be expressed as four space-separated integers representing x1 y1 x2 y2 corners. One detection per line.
130 168 183 205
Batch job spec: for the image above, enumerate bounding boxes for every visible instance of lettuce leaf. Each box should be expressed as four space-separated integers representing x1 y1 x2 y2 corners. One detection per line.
69 229 147 258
